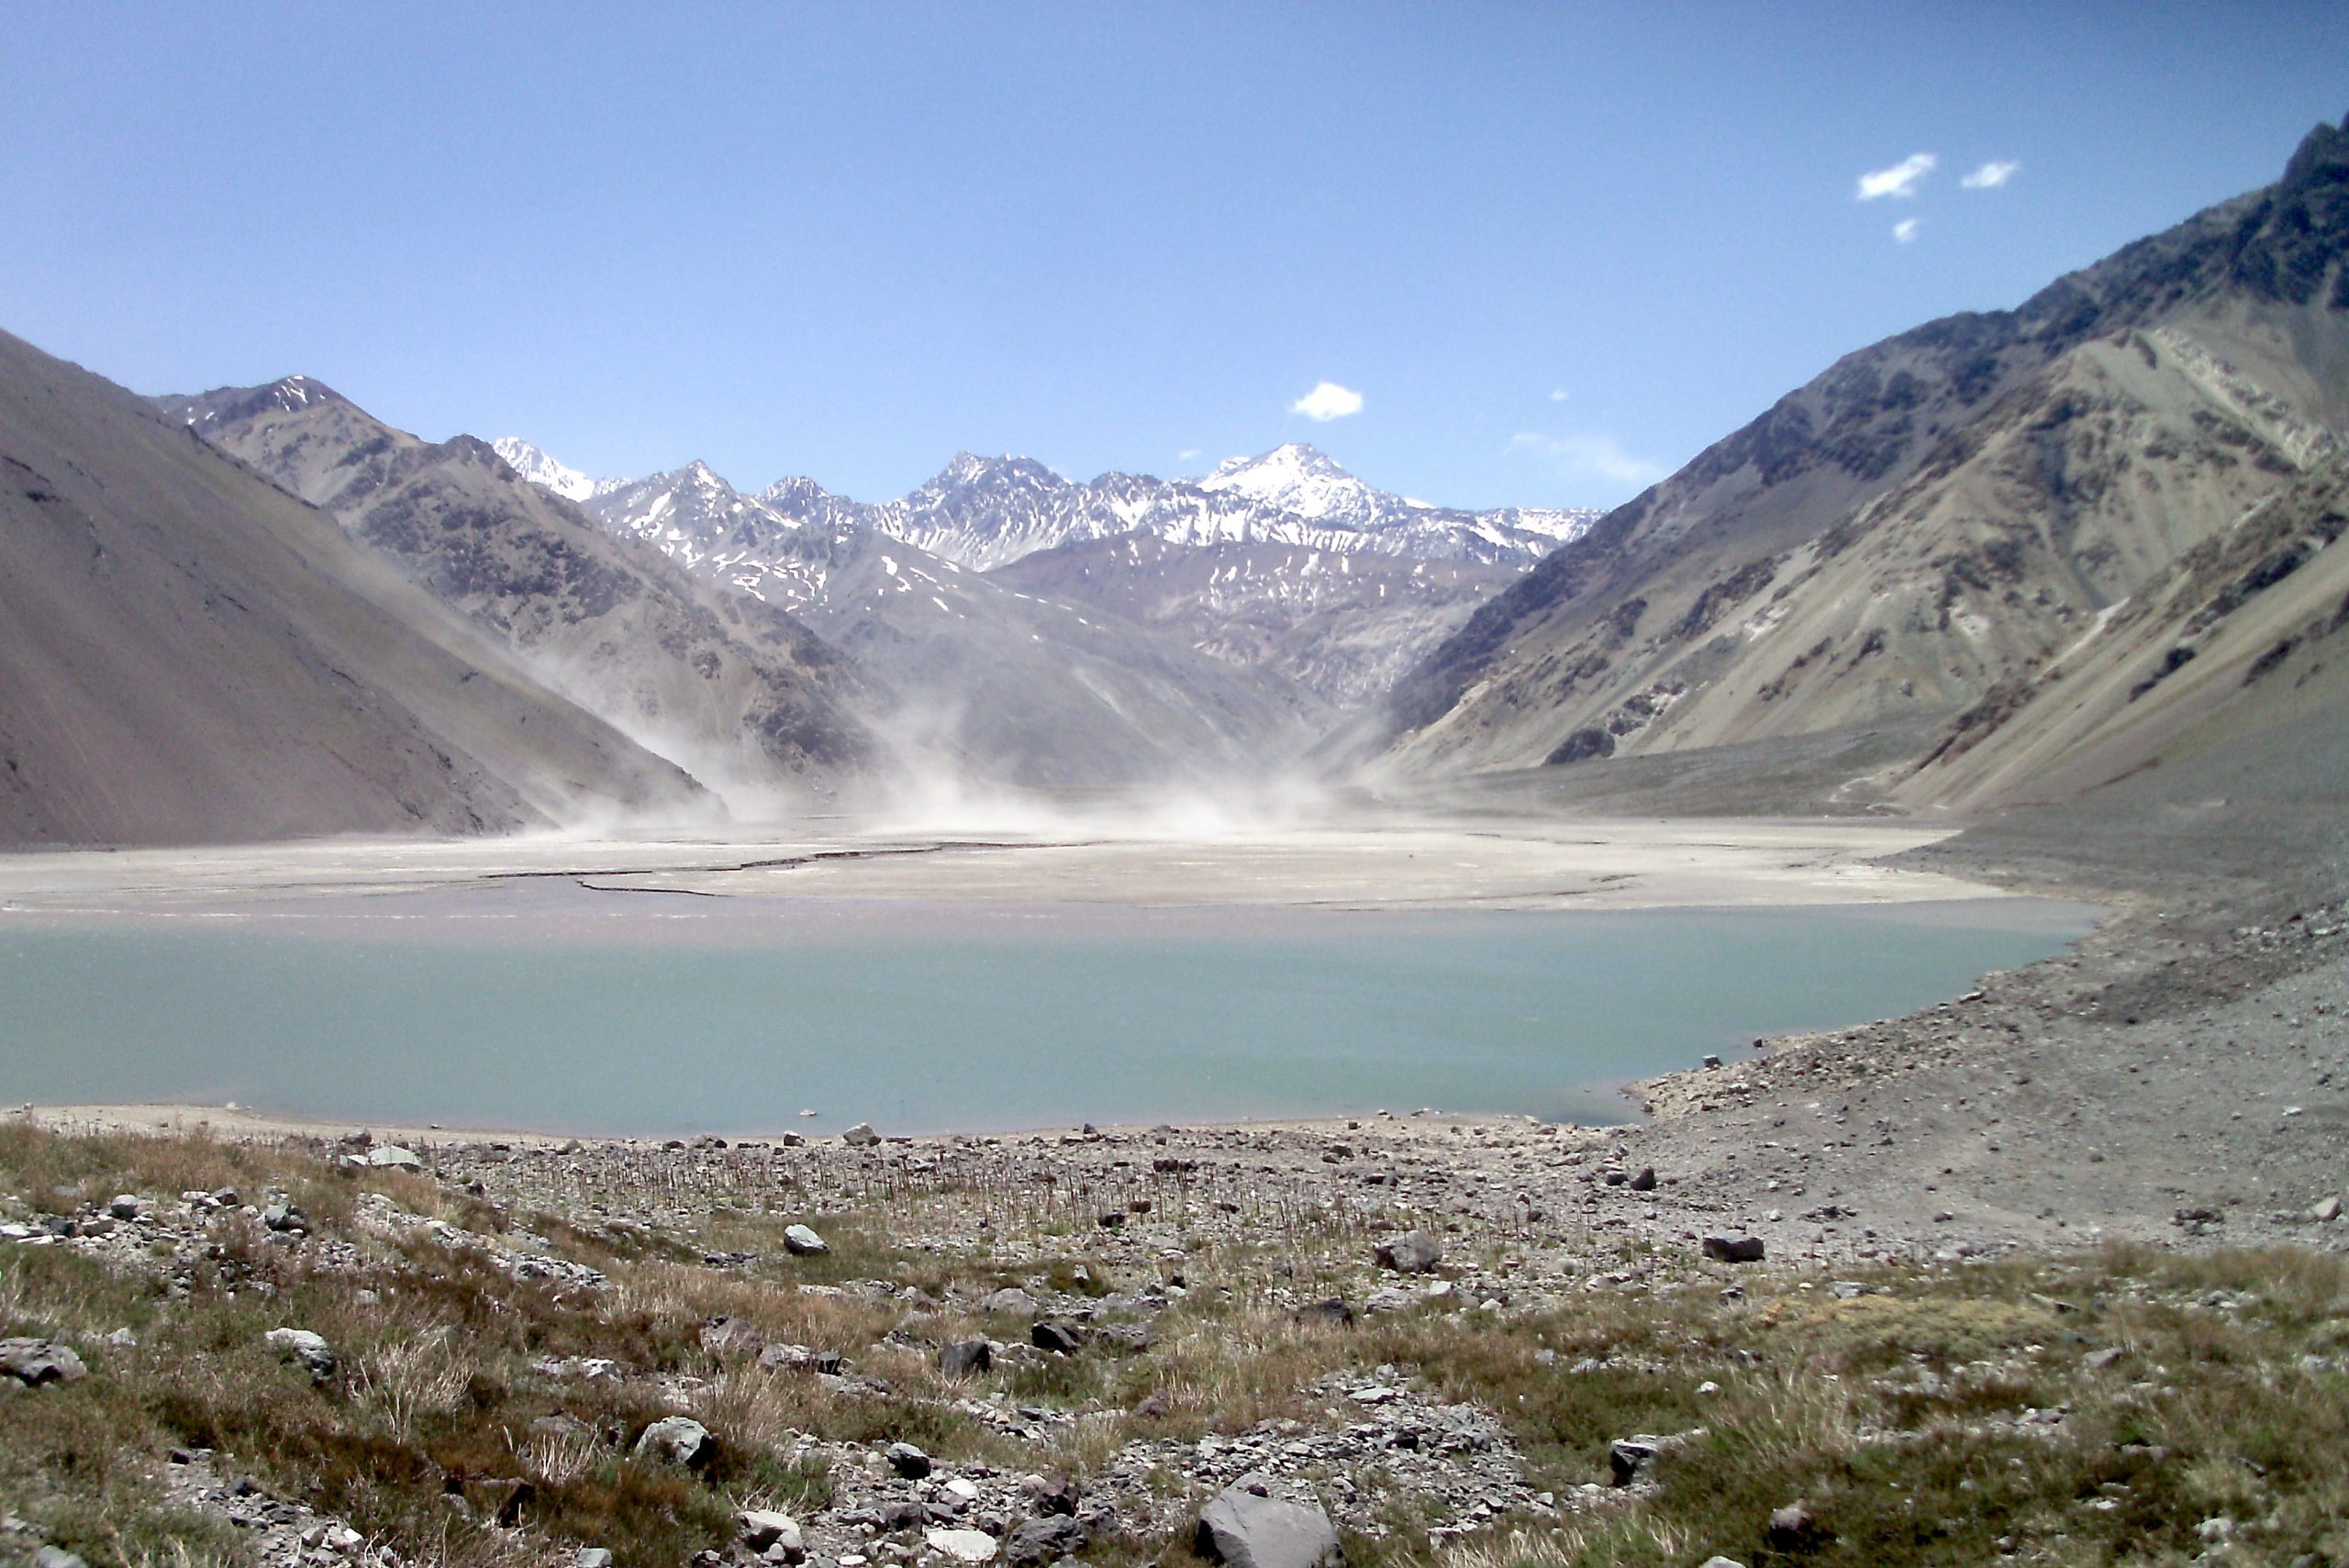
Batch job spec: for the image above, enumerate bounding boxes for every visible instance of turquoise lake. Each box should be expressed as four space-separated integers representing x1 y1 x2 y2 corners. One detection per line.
0 896 2094 1137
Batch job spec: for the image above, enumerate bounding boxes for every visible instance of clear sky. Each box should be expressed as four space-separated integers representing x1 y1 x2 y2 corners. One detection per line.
4 4 2343 511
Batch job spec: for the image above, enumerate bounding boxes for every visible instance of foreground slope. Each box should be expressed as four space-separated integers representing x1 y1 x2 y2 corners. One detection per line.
1363 117 2349 805
0 331 699 845
161 382 882 801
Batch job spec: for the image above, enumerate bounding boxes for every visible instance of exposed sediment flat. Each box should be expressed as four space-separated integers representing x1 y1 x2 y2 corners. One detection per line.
0 811 2009 915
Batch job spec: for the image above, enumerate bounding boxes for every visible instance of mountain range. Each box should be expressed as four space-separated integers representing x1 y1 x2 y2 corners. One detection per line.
3 114 2343 844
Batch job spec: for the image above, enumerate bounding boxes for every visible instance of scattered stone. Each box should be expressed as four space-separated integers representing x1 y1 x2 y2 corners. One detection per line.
107 1194 142 1220
1374 1229 1444 1274
32 1549 88 1568
941 1338 994 1377
365 1145 424 1172
2313 1195 2342 1224
1608 1437 1668 1487
1004 1514 1087 1566
741 1510 806 1562
1700 1235 1766 1264
926 1528 1000 1562
1020 1473 1080 1517
634 1415 715 1469
1698 1559 1746 1568
1629 1166 1657 1192
0 1339 87 1387
783 1223 829 1255
261 1201 309 1234
842 1123 881 1147
1194 1482 1343 1568
886 1440 933 1479
263 1328 337 1383
576 1551 615 1568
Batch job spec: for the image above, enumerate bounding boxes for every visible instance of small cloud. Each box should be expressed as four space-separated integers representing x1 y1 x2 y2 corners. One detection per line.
1507 430 1666 488
1856 151 1936 201
1961 159 2021 190
1893 217 1921 244
1549 388 1570 403
1177 448 1201 462
1291 381 1364 421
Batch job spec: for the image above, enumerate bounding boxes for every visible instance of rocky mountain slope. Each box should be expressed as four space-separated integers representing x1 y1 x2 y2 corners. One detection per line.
585 463 1327 787
161 382 883 804
1359 115 2349 807
0 330 702 846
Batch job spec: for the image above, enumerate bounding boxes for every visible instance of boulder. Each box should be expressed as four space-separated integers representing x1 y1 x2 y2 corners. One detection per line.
1629 1167 1657 1192
1698 1560 1746 1568
261 1202 309 1234
1031 1321 1085 1355
263 1328 337 1383
107 1194 143 1220
2313 1195 2343 1223
1766 1503 1821 1549
365 1145 425 1172
979 1286 1040 1317
633 1415 715 1469
1374 1230 1443 1274
0 1339 88 1387
1194 1483 1342 1568
941 1338 994 1377
886 1440 932 1478
576 1551 615 1568
32 1549 88 1568
782 1223 829 1255
1005 1514 1088 1566
740 1510 805 1561
1700 1235 1766 1264
1608 1436 1667 1487
842 1123 881 1147
925 1529 999 1563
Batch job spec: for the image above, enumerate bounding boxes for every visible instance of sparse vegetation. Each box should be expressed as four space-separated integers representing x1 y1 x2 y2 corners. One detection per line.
3 1121 2347 1567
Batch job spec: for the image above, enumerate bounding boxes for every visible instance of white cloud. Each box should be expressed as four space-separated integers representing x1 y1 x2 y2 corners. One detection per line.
1961 159 2021 189
1290 381 1364 421
1507 430 1666 488
1177 448 1201 462
1893 217 1921 244
1856 151 1937 201
1549 388 1570 403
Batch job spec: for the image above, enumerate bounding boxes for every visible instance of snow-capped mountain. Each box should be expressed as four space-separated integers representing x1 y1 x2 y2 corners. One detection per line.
489 437 613 503
507 439 1600 706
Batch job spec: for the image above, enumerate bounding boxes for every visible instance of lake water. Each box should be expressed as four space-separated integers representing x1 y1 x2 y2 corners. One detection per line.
0 894 2094 1136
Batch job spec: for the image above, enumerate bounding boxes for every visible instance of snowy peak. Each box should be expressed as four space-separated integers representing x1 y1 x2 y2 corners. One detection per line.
490 437 603 503
1199 443 1384 525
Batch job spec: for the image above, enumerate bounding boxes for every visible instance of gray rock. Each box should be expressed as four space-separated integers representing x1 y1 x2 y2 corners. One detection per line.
941 1338 994 1377
1766 1503 1819 1548
1700 1235 1765 1264
741 1510 805 1562
33 1549 88 1568
1019 1472 1080 1517
925 1528 998 1563
263 1328 336 1382
261 1201 309 1234
107 1194 142 1220
365 1145 424 1172
700 1316 766 1359
783 1223 829 1255
2313 1195 2342 1223
1698 1559 1746 1568
633 1415 715 1469
1629 1167 1657 1192
1004 1513 1087 1566
842 1123 881 1147
979 1286 1040 1317
1374 1229 1443 1274
575 1551 615 1568
1607 1436 1667 1487
1031 1321 1085 1355
1194 1483 1342 1568
0 1339 88 1387
886 1440 932 1478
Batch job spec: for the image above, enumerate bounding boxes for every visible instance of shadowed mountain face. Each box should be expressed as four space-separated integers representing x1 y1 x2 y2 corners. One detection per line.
159 381 884 804
1358 116 2349 807
0 331 703 846
584 466 1329 788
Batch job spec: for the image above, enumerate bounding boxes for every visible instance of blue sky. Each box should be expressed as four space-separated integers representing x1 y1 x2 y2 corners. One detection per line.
4 4 2343 511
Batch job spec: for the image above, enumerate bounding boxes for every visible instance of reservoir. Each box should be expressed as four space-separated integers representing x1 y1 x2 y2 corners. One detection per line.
0 890 2094 1137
